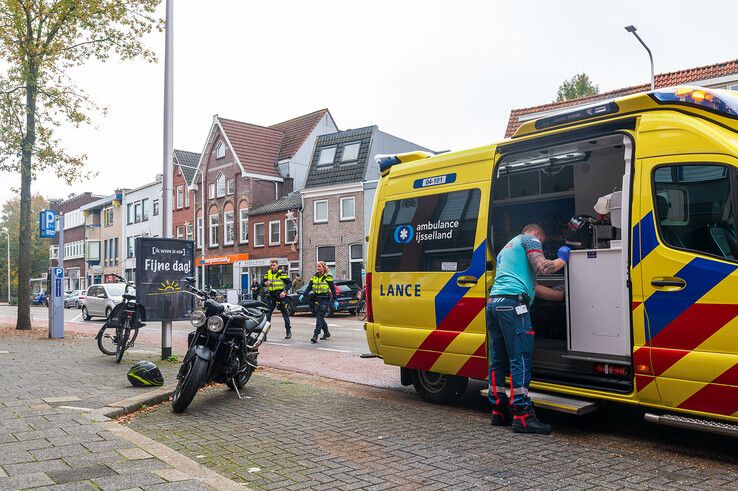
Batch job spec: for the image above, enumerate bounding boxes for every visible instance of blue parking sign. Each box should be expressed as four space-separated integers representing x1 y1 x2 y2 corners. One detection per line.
39 209 56 238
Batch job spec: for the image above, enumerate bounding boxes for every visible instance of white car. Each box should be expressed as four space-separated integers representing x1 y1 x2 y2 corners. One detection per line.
81 283 128 320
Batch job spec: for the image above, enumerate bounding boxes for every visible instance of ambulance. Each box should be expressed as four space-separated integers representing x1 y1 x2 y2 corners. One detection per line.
364 86 738 436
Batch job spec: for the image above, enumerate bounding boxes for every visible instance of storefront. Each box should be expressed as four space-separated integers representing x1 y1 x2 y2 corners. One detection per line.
197 253 249 300
234 257 291 298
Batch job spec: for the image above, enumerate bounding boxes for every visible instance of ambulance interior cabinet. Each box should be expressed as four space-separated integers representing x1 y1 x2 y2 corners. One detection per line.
565 248 629 357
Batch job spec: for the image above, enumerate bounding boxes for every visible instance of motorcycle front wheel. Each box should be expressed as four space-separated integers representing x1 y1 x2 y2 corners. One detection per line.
171 356 208 413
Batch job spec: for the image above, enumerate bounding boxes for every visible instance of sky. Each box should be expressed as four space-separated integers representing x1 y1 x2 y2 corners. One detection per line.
2 0 738 204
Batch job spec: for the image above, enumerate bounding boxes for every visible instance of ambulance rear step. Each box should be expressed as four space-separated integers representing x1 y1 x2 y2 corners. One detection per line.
644 413 738 438
480 389 598 416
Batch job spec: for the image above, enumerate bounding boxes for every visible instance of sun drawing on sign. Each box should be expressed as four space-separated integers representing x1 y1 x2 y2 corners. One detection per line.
158 280 180 294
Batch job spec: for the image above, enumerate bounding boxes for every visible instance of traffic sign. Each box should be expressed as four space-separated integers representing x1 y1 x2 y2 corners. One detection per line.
39 209 56 238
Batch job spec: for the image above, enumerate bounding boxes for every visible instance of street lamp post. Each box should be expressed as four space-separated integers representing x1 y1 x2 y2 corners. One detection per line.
191 167 205 289
625 25 655 91
1 227 9 304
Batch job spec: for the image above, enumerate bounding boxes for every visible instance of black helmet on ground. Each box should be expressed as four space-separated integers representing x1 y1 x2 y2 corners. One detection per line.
127 360 164 387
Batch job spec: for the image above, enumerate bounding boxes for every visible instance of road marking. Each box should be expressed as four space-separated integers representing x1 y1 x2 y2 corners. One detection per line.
70 313 82 322
0 351 9 354
317 347 351 353
327 323 341 327
265 341 290 346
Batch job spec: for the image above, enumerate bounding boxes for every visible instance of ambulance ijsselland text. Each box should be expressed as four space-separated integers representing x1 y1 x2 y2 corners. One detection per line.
364 86 738 437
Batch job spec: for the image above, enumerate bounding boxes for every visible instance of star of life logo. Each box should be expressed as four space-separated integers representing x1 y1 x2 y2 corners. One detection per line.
394 224 414 244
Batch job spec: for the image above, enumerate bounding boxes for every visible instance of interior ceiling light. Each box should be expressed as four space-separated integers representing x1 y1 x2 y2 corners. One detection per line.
499 151 590 177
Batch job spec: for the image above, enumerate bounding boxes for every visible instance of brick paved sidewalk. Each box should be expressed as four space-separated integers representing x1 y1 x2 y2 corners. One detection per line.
127 369 738 491
0 325 242 490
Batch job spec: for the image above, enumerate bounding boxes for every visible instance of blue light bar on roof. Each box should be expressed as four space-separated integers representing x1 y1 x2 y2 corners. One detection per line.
377 155 401 172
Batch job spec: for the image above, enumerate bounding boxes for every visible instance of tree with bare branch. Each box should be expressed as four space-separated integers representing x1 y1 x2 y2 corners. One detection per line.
0 0 161 329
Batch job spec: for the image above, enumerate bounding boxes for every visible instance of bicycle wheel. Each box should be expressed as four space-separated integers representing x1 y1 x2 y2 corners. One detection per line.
115 319 130 363
357 300 367 321
97 325 118 356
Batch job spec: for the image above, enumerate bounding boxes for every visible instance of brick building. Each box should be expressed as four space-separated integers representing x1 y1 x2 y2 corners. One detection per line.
172 149 200 242
301 126 431 285
80 192 125 285
505 59 738 137
49 192 103 292
194 109 337 291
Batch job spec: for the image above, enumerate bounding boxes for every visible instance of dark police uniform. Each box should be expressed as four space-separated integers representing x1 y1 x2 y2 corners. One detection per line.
262 268 292 337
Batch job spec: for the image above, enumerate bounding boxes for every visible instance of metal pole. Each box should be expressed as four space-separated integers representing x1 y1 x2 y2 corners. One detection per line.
161 0 174 360
2 228 9 303
192 177 198 289
200 168 205 289
625 25 655 90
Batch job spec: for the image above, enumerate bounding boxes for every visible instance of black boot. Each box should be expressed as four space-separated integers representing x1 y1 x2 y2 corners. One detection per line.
310 334 318 343
512 405 551 435
285 331 291 339
320 331 330 340
490 393 512 426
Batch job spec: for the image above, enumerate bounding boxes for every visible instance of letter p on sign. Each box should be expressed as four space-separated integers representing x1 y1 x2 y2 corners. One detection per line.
39 209 56 238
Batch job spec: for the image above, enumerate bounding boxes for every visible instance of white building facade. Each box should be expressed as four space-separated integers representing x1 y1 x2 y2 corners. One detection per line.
121 177 163 281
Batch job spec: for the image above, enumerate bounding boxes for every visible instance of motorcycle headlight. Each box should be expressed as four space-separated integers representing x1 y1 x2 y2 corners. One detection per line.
207 315 224 333
190 310 206 328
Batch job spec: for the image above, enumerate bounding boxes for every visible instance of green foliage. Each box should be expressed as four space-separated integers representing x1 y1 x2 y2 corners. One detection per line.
164 355 178 362
555 73 600 102
0 194 49 300
0 0 162 328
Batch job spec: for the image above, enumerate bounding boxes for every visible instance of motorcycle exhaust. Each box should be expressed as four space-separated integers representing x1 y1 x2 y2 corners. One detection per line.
246 320 271 349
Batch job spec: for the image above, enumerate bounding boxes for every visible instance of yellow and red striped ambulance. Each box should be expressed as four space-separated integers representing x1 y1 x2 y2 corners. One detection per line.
365 86 738 436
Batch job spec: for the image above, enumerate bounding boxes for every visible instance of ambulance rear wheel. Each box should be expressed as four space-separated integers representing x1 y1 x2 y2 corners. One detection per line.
410 369 468 404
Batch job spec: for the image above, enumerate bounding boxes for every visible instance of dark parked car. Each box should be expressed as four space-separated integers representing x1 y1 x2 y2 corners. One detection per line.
285 279 361 316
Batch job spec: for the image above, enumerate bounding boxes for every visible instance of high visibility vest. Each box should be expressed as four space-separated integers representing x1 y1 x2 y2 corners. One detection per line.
310 273 333 295
264 269 288 292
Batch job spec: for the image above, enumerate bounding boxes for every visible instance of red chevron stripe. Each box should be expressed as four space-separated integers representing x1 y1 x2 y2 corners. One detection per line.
632 301 642 310
406 350 441 372
713 363 738 386
473 342 486 357
635 374 655 392
418 330 462 352
678 383 738 416
458 356 487 379
651 348 690 376
651 303 738 350
437 297 485 332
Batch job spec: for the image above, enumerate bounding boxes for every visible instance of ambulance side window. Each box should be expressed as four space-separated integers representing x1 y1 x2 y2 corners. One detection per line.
376 189 481 272
653 164 738 260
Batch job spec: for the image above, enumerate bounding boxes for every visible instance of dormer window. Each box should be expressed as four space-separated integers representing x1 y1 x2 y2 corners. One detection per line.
341 142 361 162
216 141 226 159
317 147 336 167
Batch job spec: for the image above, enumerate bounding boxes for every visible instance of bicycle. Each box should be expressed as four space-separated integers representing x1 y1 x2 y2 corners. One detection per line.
355 286 367 321
95 274 145 363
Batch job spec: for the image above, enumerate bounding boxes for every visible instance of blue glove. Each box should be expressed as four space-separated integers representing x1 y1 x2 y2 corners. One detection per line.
298 295 304 302
557 245 571 262
332 300 339 310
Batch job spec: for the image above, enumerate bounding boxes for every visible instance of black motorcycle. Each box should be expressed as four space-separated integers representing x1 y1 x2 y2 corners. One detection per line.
171 277 271 413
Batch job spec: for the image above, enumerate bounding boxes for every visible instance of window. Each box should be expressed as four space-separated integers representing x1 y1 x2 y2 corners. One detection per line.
317 246 336 275
269 220 280 245
176 186 184 209
209 214 219 247
341 143 360 162
216 141 226 159
186 223 194 241
349 244 363 285
254 223 265 247
176 225 184 239
376 189 481 272
142 198 149 221
314 200 328 223
134 202 142 223
103 207 114 227
127 236 135 258
114 238 119 265
208 183 215 199
653 164 737 260
285 218 297 244
63 210 84 229
239 208 249 243
340 196 356 221
224 211 234 245
226 178 234 195
50 245 59 259
127 203 134 224
64 240 85 259
317 147 336 166
153 199 160 216
216 173 226 197
197 216 203 249
103 239 108 266
184 188 190 208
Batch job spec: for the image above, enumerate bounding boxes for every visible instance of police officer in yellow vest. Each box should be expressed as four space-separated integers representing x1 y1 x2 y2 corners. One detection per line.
262 259 292 338
299 261 338 343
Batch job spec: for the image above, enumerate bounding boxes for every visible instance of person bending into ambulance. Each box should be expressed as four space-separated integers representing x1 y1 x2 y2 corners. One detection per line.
488 223 570 434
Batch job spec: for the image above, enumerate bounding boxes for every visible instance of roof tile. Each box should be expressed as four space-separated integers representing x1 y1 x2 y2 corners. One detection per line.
269 109 331 160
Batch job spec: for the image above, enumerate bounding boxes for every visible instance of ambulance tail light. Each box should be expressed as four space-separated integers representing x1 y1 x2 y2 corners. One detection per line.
365 272 374 323
593 363 628 377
